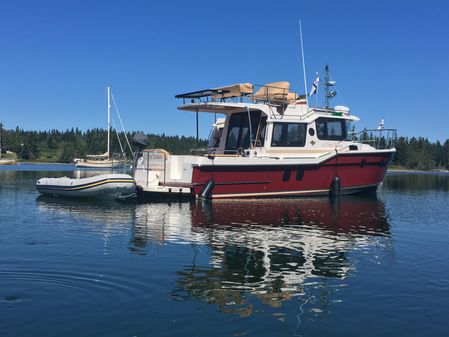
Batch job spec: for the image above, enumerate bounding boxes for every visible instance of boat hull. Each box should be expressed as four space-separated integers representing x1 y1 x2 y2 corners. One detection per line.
36 174 136 199
0 159 16 165
190 152 393 199
75 160 125 169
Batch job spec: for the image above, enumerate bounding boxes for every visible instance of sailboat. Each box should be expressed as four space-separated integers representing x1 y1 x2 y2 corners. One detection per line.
74 87 125 169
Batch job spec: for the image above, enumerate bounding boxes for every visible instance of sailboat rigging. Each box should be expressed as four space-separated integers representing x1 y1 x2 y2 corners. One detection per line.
74 86 128 169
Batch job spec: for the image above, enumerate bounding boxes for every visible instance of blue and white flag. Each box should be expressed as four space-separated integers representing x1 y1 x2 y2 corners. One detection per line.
378 117 385 130
309 74 319 96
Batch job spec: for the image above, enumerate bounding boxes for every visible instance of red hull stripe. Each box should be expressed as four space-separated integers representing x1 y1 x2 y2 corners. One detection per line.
211 189 329 198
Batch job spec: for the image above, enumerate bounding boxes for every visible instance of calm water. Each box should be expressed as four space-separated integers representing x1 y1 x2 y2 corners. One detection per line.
1 166 449 336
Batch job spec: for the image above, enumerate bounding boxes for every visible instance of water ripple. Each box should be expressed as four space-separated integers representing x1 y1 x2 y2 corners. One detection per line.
0 268 146 298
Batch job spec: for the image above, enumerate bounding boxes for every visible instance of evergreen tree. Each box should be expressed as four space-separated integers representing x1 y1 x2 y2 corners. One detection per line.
59 142 76 163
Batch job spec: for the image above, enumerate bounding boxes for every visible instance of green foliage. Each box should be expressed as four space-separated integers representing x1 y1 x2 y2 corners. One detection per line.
58 142 76 163
392 136 448 171
0 126 207 162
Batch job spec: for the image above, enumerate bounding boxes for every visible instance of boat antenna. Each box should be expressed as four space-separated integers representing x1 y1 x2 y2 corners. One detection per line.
107 86 111 158
323 64 337 108
298 19 309 109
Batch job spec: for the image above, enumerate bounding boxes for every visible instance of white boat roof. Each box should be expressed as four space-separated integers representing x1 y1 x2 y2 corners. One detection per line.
177 101 360 122
176 82 360 121
177 102 263 114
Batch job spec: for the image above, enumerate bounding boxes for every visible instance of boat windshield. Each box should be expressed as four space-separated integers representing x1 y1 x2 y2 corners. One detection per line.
315 117 348 141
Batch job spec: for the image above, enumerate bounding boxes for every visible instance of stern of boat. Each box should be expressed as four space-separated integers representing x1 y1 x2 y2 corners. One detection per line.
134 149 195 197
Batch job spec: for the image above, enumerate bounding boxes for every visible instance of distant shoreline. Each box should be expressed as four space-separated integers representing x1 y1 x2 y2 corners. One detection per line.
16 161 74 166
388 168 449 174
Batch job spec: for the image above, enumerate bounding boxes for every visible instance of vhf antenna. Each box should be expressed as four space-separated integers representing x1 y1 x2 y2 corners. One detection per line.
298 20 309 109
323 64 337 108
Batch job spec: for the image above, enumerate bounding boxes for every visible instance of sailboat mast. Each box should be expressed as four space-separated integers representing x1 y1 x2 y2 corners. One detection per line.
107 86 111 158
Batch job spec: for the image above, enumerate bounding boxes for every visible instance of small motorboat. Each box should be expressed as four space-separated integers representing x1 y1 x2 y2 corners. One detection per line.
36 174 136 199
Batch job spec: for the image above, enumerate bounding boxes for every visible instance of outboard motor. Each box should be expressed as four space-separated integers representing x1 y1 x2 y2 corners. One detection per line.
131 132 149 172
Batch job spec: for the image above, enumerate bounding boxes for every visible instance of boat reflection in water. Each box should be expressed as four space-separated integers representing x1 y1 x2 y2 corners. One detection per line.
132 196 391 316
37 195 391 317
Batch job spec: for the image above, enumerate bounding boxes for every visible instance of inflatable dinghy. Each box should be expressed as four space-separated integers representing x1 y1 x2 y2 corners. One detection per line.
36 174 136 199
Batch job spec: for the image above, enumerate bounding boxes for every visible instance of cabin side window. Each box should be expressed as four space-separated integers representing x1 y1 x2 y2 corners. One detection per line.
271 123 307 147
207 127 223 149
315 118 347 141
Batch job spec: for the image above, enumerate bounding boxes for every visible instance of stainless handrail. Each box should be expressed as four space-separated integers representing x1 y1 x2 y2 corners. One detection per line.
134 149 170 187
337 128 397 151
177 84 303 105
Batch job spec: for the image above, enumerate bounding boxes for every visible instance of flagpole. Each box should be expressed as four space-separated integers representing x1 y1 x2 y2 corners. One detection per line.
299 19 309 110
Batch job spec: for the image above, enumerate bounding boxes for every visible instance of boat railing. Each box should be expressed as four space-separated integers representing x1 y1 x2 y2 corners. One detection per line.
338 128 397 151
134 149 170 187
175 84 305 107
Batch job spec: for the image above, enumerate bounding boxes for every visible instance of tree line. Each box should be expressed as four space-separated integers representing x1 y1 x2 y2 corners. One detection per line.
0 127 207 163
393 136 449 170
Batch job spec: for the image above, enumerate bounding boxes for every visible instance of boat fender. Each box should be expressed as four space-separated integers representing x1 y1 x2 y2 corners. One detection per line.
330 176 341 197
199 179 215 199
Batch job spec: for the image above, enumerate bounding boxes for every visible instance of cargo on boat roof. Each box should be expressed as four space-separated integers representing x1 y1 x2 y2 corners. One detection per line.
176 82 303 105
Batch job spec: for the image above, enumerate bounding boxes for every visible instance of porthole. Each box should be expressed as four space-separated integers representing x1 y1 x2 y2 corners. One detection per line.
308 128 315 136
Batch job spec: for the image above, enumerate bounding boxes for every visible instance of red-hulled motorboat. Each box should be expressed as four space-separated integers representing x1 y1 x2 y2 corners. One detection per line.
134 68 396 199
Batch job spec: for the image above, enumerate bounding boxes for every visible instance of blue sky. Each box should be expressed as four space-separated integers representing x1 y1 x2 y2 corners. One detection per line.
0 0 448 140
